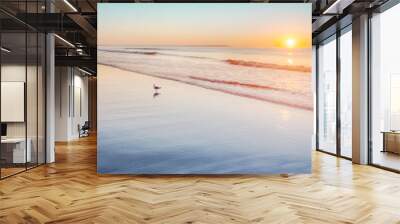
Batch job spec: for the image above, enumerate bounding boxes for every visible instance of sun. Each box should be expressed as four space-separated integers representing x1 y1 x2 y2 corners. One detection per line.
286 38 296 48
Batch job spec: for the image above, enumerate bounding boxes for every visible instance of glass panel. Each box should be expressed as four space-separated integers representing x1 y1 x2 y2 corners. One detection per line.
340 29 352 158
1 31 27 177
0 1 46 179
371 4 400 171
390 75 400 130
26 0 38 169
318 37 337 154
27 31 38 169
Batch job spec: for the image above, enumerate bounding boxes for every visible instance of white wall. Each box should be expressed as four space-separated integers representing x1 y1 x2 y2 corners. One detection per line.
55 66 71 141
70 73 89 138
55 67 89 141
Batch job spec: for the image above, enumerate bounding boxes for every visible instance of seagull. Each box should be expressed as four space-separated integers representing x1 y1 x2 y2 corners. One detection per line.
153 84 161 91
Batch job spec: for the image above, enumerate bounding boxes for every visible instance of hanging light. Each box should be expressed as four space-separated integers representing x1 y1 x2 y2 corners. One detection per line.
1 47 11 53
54 34 75 48
63 0 78 12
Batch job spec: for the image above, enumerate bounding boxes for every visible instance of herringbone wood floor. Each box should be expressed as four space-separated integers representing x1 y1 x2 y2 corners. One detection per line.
1 135 400 224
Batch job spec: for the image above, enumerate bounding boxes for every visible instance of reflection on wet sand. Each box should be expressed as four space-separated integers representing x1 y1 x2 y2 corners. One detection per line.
98 65 313 174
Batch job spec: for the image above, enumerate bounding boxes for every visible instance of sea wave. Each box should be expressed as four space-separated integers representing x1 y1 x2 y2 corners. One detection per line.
99 48 311 73
225 59 311 73
99 62 312 111
100 49 158 55
98 49 312 111
189 76 297 94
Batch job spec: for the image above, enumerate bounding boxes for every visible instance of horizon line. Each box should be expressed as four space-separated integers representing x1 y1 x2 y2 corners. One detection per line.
98 44 311 49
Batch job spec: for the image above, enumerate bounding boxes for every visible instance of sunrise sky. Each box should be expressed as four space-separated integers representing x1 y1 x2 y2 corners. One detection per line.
98 4 311 49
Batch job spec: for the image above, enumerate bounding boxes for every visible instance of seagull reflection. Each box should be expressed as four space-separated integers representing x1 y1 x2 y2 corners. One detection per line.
153 92 161 98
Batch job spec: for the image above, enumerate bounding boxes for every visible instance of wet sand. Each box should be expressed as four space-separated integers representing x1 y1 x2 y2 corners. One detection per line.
98 65 313 174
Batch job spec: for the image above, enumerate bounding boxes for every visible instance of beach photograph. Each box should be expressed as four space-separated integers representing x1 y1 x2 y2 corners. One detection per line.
97 3 313 174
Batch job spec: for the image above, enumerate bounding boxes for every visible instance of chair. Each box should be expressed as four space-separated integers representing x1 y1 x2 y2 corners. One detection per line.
79 121 90 138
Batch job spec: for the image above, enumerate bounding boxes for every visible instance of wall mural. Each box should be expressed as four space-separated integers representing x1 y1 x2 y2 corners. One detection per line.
97 3 313 174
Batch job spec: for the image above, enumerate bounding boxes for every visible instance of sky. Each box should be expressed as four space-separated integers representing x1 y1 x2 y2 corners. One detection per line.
98 4 311 49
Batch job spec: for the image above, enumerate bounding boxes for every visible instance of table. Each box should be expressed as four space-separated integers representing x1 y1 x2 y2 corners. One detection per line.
1 138 31 163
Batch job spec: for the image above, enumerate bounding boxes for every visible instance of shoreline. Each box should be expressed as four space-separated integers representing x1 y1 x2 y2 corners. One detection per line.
98 62 313 111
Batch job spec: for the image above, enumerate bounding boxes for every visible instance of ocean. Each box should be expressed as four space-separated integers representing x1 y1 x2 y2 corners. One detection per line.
97 46 313 174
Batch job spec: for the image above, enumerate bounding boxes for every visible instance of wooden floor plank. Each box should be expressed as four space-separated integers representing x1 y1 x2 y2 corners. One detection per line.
1 135 400 223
